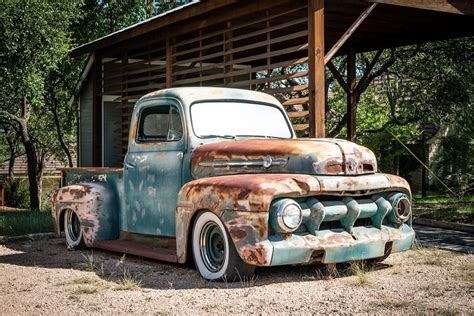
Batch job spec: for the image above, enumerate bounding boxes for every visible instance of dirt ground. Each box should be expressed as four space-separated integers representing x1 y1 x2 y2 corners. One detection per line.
0 238 472 314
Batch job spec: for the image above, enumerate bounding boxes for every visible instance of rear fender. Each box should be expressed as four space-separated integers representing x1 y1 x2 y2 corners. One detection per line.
175 174 321 264
51 183 119 246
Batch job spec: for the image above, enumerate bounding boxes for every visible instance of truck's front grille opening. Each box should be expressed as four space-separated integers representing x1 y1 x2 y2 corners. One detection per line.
290 192 405 236
269 191 410 238
354 218 372 227
317 218 372 231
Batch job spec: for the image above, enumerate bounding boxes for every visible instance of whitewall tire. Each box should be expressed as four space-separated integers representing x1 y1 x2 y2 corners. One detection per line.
64 209 86 250
192 211 255 281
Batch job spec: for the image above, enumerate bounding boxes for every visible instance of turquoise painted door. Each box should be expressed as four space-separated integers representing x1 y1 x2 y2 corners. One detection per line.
123 100 185 237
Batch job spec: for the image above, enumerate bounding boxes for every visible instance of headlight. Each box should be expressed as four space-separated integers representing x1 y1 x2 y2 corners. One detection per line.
270 199 303 233
388 193 412 223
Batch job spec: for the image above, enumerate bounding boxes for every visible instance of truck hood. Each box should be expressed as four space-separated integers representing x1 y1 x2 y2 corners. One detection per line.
191 138 377 179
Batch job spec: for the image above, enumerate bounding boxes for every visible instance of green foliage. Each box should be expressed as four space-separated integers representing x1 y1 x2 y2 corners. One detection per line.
430 126 473 193
325 39 473 189
0 0 79 208
0 210 54 236
0 0 76 110
3 177 30 209
74 0 191 45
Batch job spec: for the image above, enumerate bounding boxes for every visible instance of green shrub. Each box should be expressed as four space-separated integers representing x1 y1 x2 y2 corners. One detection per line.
0 210 54 236
4 177 30 209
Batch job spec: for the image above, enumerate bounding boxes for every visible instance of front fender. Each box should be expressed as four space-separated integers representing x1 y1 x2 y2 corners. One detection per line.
51 183 119 246
175 174 321 264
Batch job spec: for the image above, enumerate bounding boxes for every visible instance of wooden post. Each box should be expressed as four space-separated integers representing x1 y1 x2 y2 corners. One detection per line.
121 55 129 160
224 22 233 85
92 57 103 167
166 38 174 88
347 49 357 141
308 0 325 138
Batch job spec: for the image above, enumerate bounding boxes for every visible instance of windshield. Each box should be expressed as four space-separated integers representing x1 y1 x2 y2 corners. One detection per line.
190 102 293 139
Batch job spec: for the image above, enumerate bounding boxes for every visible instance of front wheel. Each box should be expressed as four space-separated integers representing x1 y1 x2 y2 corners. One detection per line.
64 209 86 250
192 211 255 281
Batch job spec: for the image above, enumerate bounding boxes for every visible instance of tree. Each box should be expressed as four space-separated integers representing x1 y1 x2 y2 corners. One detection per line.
345 38 473 189
0 0 76 209
0 120 22 178
74 0 192 45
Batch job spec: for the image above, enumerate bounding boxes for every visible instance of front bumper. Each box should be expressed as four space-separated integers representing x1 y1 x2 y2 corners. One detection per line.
256 224 415 266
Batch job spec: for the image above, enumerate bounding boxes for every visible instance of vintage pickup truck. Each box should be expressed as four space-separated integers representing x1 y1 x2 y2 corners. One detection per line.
52 87 415 280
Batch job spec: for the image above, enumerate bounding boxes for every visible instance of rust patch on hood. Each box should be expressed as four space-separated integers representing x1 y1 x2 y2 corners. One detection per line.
191 138 377 178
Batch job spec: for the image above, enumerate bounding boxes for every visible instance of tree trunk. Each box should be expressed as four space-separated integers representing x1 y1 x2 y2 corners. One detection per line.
5 131 16 179
19 120 40 209
8 153 15 179
37 152 46 209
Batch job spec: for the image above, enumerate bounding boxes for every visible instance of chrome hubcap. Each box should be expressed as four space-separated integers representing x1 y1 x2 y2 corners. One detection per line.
199 222 225 272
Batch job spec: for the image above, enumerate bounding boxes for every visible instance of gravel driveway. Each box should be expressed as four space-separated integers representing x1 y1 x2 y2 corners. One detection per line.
0 238 472 314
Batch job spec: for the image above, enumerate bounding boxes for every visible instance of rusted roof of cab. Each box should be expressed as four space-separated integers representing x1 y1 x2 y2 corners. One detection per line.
138 87 281 107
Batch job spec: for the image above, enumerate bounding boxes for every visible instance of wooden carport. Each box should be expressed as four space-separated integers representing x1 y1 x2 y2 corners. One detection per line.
71 0 473 167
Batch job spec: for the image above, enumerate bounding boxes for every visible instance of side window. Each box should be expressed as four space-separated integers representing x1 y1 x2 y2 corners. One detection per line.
138 105 183 142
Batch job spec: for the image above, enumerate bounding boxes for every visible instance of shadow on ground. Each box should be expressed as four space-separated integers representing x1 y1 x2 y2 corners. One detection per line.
0 238 393 290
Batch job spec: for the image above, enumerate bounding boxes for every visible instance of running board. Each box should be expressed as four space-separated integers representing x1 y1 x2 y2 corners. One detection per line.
93 240 177 263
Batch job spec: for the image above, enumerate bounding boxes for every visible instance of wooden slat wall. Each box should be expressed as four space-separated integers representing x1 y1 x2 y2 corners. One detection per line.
100 2 311 164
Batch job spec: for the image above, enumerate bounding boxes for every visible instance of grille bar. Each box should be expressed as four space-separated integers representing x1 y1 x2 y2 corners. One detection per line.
301 194 392 235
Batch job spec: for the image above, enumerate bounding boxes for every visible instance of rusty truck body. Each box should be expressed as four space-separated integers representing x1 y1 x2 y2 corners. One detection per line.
52 87 415 280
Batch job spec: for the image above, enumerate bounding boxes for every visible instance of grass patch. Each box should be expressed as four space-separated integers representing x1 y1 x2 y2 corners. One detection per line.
413 204 473 223
372 299 415 309
412 194 474 224
81 251 99 272
0 210 54 236
72 276 100 285
419 283 446 298
412 246 449 266
71 286 98 295
114 267 142 291
413 194 474 204
347 261 371 286
434 307 460 316
452 260 474 283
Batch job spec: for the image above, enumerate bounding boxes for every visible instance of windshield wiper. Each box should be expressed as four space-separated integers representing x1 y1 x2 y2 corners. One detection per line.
200 134 236 139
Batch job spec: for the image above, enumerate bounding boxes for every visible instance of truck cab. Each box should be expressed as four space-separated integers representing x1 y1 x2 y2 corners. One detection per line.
52 87 415 281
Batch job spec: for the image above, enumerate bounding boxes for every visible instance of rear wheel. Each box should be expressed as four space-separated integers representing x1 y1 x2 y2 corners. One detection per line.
64 209 86 250
192 211 255 281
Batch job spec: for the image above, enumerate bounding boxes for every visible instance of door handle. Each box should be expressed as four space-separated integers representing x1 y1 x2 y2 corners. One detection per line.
125 162 136 169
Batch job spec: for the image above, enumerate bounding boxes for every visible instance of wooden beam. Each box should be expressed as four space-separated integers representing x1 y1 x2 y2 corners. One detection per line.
367 0 473 15
308 0 325 138
72 0 300 57
346 49 356 141
92 58 103 167
71 0 239 57
324 3 378 64
354 49 382 95
327 61 350 95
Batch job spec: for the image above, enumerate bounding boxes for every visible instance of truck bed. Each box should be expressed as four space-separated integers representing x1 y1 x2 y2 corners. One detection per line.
59 167 123 186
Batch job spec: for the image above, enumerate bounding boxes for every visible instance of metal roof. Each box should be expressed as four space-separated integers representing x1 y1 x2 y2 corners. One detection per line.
71 0 473 57
72 1 201 56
